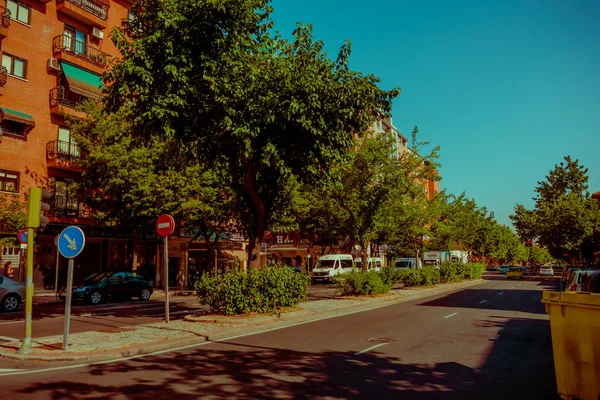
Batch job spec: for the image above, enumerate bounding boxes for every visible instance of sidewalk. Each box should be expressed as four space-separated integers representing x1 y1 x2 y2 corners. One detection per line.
1 279 487 362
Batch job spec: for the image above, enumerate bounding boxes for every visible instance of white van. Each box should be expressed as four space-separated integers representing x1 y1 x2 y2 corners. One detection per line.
394 257 422 270
353 257 383 271
311 254 354 283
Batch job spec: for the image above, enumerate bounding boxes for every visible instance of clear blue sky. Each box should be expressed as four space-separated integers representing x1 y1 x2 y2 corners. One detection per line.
271 0 600 228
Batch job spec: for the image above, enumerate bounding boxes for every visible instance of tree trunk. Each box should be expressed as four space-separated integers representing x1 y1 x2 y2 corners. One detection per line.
247 236 262 270
361 241 369 272
241 161 267 270
132 231 138 271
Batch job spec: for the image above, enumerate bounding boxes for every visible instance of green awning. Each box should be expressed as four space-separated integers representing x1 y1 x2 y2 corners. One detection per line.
0 108 35 127
61 62 103 99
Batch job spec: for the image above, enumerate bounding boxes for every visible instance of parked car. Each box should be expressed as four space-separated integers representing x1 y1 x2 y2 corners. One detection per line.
353 257 383 271
499 265 511 275
539 266 554 277
287 265 303 273
565 270 600 292
62 271 153 304
507 267 524 280
581 271 600 293
0 276 25 312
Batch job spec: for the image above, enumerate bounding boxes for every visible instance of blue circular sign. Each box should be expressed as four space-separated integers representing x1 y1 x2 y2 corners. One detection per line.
18 229 28 244
57 226 86 259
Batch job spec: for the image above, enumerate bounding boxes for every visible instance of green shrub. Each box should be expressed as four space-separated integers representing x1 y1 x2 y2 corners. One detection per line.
419 267 441 286
440 262 464 283
379 266 399 286
397 268 421 287
335 270 392 295
195 264 310 315
463 262 485 279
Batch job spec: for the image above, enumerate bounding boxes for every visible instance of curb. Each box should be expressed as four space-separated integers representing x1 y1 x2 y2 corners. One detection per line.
0 279 487 362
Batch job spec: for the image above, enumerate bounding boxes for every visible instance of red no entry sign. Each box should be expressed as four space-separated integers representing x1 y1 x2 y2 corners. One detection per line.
156 214 175 237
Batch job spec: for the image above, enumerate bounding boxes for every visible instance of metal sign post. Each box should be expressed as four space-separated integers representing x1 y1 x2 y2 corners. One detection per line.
54 235 60 299
156 214 175 324
17 227 35 354
57 226 85 350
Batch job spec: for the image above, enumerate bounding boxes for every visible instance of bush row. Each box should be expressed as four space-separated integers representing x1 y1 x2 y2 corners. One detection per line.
194 265 311 315
335 262 485 295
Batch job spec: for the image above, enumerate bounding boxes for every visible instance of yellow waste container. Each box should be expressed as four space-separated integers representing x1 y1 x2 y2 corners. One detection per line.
542 291 600 400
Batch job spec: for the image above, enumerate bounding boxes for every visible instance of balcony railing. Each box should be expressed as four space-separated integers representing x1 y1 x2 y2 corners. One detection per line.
50 85 89 109
47 140 83 162
57 0 109 21
51 196 92 218
0 66 7 87
52 34 108 68
1 6 10 28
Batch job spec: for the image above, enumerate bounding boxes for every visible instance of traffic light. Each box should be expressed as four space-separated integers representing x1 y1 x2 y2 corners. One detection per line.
27 187 52 228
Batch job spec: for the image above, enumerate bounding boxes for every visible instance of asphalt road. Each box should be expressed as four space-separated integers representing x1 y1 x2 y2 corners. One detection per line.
0 274 559 399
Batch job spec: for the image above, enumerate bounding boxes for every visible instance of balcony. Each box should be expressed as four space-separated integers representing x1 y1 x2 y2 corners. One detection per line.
52 35 108 74
49 86 90 118
0 6 10 39
56 0 109 29
46 139 84 171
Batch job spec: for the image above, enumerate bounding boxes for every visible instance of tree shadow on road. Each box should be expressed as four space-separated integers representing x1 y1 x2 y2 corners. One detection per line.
16 317 557 399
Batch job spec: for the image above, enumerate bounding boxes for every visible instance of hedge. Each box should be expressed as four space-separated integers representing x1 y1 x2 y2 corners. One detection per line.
335 269 392 295
195 264 311 315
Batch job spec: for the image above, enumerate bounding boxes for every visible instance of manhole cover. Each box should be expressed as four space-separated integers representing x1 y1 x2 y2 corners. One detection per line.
366 337 394 344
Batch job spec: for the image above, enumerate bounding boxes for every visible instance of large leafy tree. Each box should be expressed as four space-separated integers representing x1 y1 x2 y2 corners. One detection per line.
511 156 600 263
71 103 242 271
104 1 399 268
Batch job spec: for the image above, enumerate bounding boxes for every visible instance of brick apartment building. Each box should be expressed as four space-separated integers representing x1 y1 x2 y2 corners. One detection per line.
0 1 441 289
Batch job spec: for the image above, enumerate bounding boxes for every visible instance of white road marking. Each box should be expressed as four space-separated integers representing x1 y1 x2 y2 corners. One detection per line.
0 335 19 342
0 368 24 372
518 284 522 286
479 300 487 304
510 287 515 289
354 343 390 355
444 312 458 319
0 320 22 325
498 292 504 295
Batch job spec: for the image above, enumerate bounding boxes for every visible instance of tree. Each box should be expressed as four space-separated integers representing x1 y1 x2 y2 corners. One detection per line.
0 196 26 246
71 103 242 271
103 1 400 268
511 156 600 264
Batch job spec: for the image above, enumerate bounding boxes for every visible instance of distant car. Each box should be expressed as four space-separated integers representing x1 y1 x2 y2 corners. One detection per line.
0 276 25 312
539 266 554 277
287 266 303 273
62 271 153 305
507 267 524 280
499 266 511 275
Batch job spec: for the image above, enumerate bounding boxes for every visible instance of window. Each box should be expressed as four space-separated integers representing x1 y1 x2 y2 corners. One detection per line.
1 119 26 137
58 127 81 158
6 0 30 25
0 169 19 193
1 53 27 79
63 26 87 55
52 179 81 216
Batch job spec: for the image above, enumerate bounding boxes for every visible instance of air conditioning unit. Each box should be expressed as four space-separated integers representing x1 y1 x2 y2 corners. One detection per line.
47 58 60 72
91 27 104 40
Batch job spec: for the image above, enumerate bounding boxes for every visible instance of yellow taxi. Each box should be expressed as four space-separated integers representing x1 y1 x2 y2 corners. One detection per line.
507 267 524 280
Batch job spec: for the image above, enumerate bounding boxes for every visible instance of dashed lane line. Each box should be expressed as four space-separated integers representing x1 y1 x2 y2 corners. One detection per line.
498 292 504 296
354 343 390 355
444 312 458 319
479 300 487 304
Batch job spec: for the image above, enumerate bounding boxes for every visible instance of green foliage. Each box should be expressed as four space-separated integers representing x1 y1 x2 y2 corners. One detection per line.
419 267 441 286
396 269 421 287
439 262 464 283
511 156 600 262
334 270 392 295
0 196 26 246
104 1 400 268
194 265 310 315
379 266 398 287
463 263 485 279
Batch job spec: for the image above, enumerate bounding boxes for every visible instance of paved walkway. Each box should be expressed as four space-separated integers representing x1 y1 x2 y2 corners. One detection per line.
0 279 486 361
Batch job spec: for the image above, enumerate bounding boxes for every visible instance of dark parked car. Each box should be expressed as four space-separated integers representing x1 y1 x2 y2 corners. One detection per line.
63 271 153 304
